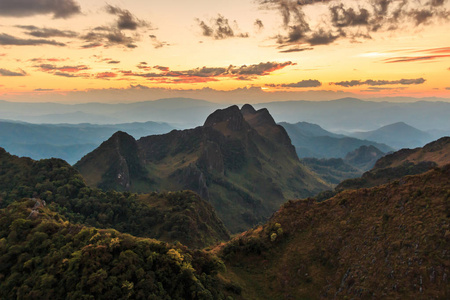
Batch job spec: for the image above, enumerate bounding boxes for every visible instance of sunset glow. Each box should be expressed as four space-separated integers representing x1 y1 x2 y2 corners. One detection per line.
0 0 449 103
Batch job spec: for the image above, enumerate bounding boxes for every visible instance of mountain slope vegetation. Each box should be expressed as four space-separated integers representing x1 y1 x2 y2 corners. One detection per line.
75 105 329 233
218 166 450 299
0 148 229 248
0 198 236 299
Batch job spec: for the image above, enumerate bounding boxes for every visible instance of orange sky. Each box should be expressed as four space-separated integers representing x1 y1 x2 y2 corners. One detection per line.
0 0 449 103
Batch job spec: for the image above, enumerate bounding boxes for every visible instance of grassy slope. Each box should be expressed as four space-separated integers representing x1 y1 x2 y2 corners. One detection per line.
218 166 450 299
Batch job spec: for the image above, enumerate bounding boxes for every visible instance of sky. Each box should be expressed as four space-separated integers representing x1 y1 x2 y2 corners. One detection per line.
0 0 449 103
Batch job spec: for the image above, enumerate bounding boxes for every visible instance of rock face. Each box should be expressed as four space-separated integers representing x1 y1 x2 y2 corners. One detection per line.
75 104 329 233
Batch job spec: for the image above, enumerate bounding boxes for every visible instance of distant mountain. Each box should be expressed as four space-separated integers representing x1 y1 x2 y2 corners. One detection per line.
2 97 450 131
0 97 222 127
0 148 229 248
280 121 393 158
350 122 433 149
344 145 385 171
75 105 329 233
255 98 450 131
336 137 450 191
0 120 175 164
219 165 450 299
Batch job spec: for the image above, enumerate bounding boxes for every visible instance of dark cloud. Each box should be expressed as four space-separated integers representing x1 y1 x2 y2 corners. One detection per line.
0 0 81 18
107 60 120 64
36 64 89 72
330 4 370 27
254 19 264 30
123 61 295 83
34 88 55 91
154 65 169 71
332 78 426 87
105 5 149 30
197 15 249 39
446 87 450 90
278 47 313 53
260 0 450 47
0 68 27 76
81 28 138 49
280 79 322 88
0 33 65 46
149 35 170 49
16 25 78 38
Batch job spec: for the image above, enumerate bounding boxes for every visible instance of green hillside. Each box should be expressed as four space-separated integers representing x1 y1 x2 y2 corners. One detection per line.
0 148 229 248
0 199 236 299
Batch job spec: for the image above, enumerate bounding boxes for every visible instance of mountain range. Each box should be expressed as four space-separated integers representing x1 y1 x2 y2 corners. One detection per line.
280 121 393 159
2 97 450 131
0 120 174 164
75 104 330 232
349 122 434 149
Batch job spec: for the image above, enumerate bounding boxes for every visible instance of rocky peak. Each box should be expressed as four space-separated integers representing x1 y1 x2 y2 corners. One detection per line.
203 105 249 132
240 104 257 115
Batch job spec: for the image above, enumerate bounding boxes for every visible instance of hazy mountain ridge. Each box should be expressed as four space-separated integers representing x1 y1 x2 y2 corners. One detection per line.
2 97 450 131
0 120 174 164
336 137 450 191
350 122 434 149
218 165 450 299
75 105 329 232
280 121 393 159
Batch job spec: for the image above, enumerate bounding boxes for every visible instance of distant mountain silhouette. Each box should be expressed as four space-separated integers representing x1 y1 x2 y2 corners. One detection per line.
344 145 385 171
280 121 393 158
75 105 329 232
350 122 433 149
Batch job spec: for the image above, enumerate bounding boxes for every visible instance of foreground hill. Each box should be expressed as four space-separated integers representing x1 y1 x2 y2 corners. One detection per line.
280 121 392 159
0 199 236 299
350 122 433 149
337 137 450 191
75 105 329 233
0 148 229 248
0 120 174 164
219 166 450 299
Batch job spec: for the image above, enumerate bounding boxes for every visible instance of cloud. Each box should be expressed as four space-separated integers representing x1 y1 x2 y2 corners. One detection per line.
96 72 117 79
105 4 150 30
149 35 170 49
36 64 89 72
107 60 120 64
254 19 264 31
16 25 78 38
0 68 27 76
34 88 55 91
0 0 81 18
281 79 322 87
0 33 65 46
330 4 370 27
259 0 450 48
278 47 313 53
81 28 138 49
382 55 450 63
123 61 295 83
332 78 426 87
197 14 249 39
